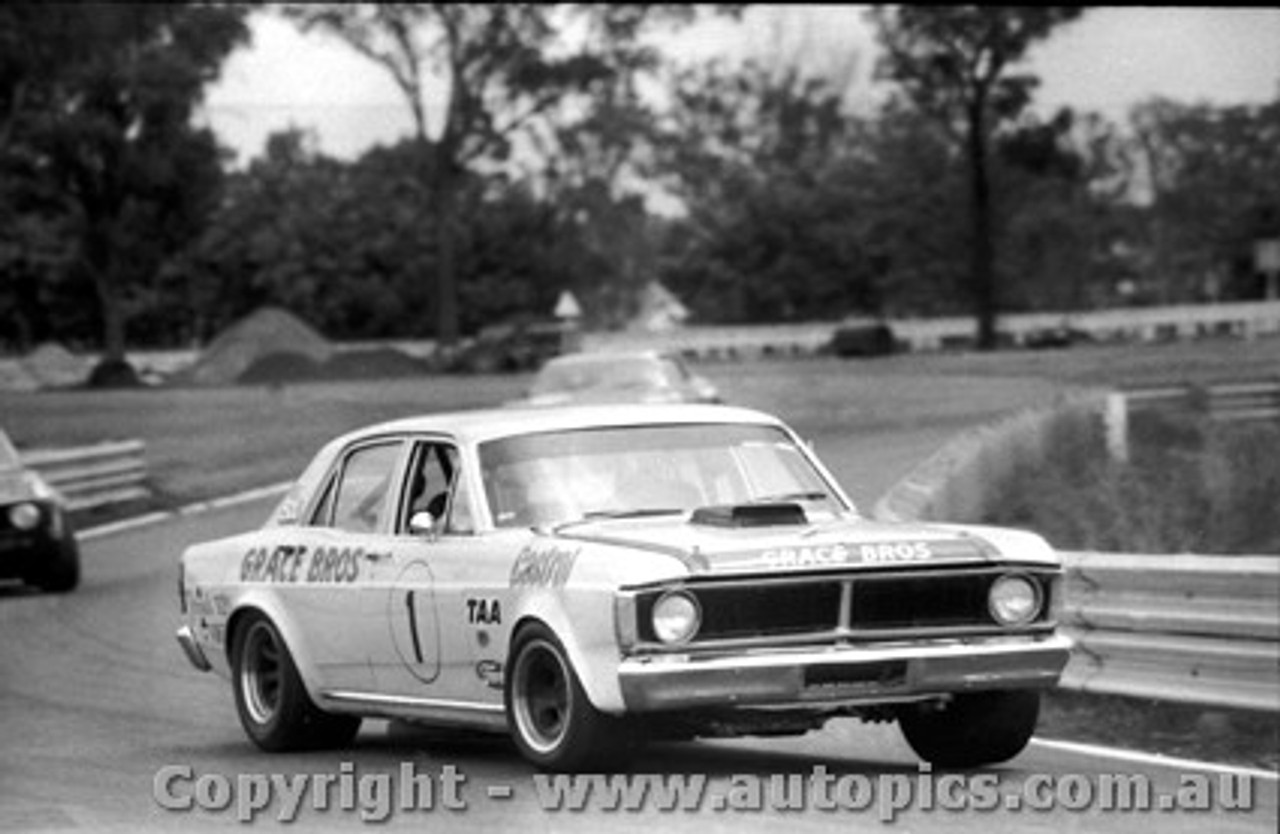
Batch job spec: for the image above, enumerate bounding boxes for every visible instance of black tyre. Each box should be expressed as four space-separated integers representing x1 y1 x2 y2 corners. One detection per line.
34 526 80 593
898 689 1040 768
231 614 361 752
506 622 632 771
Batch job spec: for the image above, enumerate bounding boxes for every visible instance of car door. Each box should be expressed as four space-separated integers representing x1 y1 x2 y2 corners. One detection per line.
287 436 407 695
373 438 514 710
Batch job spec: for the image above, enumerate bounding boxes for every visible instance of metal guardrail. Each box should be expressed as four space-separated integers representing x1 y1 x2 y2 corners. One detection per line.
1058 552 1280 713
1105 379 1279 461
1124 379 1280 423
874 406 1280 713
580 299 1280 359
21 440 150 512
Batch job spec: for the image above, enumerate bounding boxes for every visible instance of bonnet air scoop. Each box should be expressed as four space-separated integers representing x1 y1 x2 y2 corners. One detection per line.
690 503 808 528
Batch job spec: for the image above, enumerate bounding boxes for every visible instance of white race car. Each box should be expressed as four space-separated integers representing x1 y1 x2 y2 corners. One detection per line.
176 404 1070 770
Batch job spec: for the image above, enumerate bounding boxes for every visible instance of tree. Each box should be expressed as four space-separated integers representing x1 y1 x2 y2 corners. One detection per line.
284 5 694 347
1 4 250 371
1128 96 1280 302
654 59 873 322
871 6 1084 348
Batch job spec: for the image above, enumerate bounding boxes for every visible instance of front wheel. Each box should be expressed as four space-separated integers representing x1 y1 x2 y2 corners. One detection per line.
231 615 361 751
505 623 632 771
898 690 1040 768
33 519 80 593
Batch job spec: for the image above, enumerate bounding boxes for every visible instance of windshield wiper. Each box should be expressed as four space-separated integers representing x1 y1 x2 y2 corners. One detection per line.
551 508 685 534
747 491 829 504
581 508 686 520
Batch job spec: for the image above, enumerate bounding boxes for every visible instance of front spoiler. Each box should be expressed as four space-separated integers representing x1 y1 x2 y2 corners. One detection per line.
618 633 1072 712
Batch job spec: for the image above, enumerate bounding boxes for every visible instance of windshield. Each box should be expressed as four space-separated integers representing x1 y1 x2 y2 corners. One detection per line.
479 423 845 529
0 430 20 471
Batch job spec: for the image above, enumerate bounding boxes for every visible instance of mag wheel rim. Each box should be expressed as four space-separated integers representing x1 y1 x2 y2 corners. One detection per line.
240 621 283 726
512 638 572 754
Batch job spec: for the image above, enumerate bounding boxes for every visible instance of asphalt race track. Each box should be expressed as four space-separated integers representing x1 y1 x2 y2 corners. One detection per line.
2 424 1275 832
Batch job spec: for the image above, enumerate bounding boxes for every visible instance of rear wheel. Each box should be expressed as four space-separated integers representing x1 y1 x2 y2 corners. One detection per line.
506 623 633 770
898 690 1041 768
231 614 361 751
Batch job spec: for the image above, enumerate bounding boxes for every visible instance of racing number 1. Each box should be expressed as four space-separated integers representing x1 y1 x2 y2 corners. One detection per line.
389 562 440 683
405 590 425 665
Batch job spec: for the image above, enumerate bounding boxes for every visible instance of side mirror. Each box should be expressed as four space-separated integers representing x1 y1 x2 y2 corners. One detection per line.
408 511 437 537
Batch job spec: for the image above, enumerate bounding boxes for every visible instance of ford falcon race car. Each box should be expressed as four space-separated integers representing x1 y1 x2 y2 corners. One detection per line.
176 404 1070 770
0 427 80 593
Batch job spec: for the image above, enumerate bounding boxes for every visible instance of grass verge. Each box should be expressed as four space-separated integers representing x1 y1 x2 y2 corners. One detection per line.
1040 690 1280 772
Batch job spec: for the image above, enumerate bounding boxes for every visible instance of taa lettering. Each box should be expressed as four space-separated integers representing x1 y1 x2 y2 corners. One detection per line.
466 598 502 625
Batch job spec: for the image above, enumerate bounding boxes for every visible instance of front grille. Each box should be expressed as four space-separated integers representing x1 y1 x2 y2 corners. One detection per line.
851 572 996 630
632 567 1055 648
697 582 842 639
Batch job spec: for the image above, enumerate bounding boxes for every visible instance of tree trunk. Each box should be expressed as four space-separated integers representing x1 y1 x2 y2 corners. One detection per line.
430 141 460 350
434 178 459 348
86 221 128 364
967 103 998 350
96 278 128 364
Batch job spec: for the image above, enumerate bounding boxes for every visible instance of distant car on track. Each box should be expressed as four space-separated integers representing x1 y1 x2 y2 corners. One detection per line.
513 350 721 407
451 318 579 374
0 428 80 592
176 404 1070 770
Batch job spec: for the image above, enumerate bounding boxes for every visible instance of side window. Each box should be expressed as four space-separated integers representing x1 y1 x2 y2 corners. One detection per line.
446 466 476 534
330 442 402 534
403 442 475 535
308 474 337 527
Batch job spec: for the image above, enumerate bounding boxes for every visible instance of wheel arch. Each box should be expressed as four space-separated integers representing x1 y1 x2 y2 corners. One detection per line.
224 598 324 706
506 607 625 715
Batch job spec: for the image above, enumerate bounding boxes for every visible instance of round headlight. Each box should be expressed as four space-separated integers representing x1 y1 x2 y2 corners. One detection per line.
652 591 701 644
9 502 41 531
988 575 1041 626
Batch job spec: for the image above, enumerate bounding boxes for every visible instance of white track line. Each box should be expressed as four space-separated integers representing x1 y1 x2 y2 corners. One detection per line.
78 482 292 542
1031 738 1278 781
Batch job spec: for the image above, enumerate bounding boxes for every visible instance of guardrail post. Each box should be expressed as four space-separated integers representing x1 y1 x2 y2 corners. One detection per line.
1104 392 1129 464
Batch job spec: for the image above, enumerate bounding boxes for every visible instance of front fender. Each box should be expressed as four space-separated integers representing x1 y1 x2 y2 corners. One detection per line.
509 586 627 714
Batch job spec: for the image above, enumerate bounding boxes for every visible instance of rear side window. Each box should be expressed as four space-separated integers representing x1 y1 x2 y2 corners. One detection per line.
322 442 403 534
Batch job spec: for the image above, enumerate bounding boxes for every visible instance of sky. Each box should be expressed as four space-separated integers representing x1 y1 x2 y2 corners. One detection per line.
201 6 1280 166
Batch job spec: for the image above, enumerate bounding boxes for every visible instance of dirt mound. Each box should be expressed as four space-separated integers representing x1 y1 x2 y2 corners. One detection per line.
237 351 323 385
21 342 92 388
323 348 427 380
236 347 428 385
180 307 332 386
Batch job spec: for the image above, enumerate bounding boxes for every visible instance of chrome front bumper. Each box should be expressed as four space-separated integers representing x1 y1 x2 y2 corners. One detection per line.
176 625 212 672
618 633 1072 712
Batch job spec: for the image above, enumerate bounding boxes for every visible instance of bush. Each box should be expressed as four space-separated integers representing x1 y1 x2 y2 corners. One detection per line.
979 408 1280 554
86 358 143 389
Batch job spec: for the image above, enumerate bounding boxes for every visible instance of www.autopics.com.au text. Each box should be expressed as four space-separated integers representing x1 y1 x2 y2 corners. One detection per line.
152 761 1257 823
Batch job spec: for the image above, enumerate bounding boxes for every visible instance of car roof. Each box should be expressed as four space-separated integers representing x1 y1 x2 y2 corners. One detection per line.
335 403 786 448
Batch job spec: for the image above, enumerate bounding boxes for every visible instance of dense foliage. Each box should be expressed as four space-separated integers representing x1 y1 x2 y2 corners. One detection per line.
981 408 1280 554
2 5 1277 354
